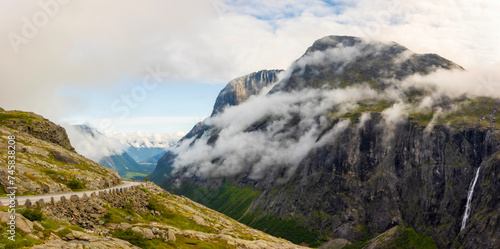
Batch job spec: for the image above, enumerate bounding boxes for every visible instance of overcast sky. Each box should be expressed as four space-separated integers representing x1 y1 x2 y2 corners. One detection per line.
1 0 499 137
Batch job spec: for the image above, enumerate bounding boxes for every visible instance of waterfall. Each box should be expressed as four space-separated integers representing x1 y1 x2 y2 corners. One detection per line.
461 167 481 231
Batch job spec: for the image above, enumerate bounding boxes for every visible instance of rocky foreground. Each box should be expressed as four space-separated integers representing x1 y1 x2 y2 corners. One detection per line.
0 183 307 248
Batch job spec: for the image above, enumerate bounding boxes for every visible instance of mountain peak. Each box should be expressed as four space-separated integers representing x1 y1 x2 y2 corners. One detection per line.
305 35 367 53
304 35 408 58
211 69 283 116
271 35 462 93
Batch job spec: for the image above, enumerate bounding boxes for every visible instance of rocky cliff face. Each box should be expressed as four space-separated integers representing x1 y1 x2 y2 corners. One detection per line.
212 69 283 116
244 114 499 248
164 109 500 248
153 36 499 248
1 111 75 151
0 109 121 195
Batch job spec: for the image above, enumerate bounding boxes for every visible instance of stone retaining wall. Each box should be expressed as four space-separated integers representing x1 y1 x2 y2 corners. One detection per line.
8 183 148 208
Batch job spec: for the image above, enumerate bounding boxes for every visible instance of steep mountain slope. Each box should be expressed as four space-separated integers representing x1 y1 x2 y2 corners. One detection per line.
99 152 153 176
0 182 307 249
212 69 283 116
143 151 167 165
126 147 167 163
151 69 284 182
152 36 500 248
0 109 121 195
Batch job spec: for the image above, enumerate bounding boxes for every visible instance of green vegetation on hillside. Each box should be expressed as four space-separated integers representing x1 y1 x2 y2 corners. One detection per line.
389 227 437 249
343 236 372 249
173 181 323 247
143 197 216 234
344 226 437 249
0 111 40 124
0 222 42 249
174 181 261 220
101 193 216 234
334 97 498 130
123 172 149 180
334 100 393 122
240 211 322 247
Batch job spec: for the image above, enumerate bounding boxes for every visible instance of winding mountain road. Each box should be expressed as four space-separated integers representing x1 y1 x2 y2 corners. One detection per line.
0 181 143 206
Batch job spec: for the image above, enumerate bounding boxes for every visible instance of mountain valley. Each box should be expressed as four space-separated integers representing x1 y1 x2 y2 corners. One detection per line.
152 36 500 248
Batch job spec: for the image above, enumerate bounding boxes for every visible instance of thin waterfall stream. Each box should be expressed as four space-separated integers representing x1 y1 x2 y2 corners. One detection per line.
461 167 481 231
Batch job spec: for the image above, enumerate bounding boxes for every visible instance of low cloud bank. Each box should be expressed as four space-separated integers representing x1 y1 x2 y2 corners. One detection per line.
65 125 126 162
107 130 185 148
65 124 183 162
168 42 500 181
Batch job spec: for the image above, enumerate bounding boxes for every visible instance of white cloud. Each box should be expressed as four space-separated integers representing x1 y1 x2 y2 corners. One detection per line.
65 125 126 162
62 116 205 134
401 65 500 100
167 36 500 180
357 112 371 129
1 0 499 133
171 83 382 180
64 123 184 162
105 130 185 149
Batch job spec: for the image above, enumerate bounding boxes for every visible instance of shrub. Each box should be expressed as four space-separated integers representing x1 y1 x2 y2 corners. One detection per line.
102 206 129 224
41 219 61 229
20 206 44 221
55 228 72 238
123 199 136 215
147 198 164 212
66 225 85 232
67 178 85 190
